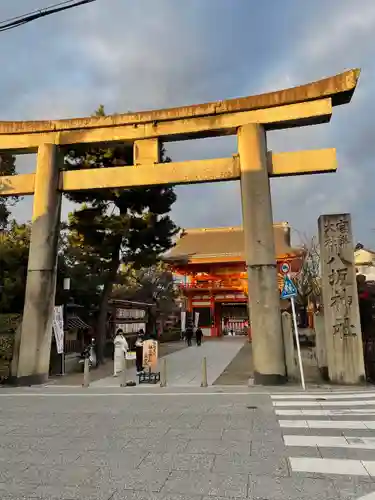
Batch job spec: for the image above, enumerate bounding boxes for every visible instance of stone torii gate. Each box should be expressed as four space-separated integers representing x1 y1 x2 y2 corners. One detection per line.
0 69 359 385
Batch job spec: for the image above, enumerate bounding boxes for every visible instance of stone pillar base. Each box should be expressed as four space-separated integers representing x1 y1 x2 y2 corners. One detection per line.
319 366 329 381
253 371 287 385
7 373 49 386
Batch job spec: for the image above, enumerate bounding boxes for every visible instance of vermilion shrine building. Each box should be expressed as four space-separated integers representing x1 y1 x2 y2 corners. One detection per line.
165 224 303 337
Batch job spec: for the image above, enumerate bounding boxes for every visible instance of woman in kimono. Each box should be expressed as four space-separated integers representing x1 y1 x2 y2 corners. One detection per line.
113 329 129 377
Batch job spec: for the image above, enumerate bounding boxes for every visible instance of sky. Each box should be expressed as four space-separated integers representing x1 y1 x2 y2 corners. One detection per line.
1 0 375 246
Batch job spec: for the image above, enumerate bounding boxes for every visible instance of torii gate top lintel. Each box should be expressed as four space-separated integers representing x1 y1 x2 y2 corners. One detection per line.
0 68 359 196
0 68 359 136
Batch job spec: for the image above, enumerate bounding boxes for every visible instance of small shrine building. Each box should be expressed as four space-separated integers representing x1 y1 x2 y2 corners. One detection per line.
164 223 303 337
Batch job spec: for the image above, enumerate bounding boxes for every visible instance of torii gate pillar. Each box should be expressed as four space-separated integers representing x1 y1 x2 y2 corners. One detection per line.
10 144 61 385
239 124 286 384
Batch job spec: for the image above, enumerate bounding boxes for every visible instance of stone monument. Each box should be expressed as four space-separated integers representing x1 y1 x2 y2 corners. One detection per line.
318 213 365 384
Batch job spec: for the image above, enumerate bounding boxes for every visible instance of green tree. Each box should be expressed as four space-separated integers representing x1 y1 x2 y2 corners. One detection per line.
64 106 178 361
113 262 179 333
0 220 69 315
0 221 30 313
294 236 321 327
0 154 18 229
57 214 106 314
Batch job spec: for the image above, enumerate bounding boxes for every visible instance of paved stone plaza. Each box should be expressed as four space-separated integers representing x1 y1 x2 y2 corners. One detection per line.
91 339 246 388
0 386 375 499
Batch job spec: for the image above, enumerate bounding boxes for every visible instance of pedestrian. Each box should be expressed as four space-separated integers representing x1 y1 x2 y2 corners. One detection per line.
185 325 193 347
135 329 144 374
195 327 203 346
113 329 128 377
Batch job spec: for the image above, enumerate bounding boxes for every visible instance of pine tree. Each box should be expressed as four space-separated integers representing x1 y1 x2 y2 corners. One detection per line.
0 154 18 230
64 106 178 361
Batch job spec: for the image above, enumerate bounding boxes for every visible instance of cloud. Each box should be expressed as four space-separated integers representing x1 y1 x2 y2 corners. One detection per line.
2 0 375 247
250 0 375 244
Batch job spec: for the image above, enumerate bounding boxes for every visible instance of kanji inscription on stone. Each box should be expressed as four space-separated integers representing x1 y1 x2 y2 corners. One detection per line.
318 213 365 384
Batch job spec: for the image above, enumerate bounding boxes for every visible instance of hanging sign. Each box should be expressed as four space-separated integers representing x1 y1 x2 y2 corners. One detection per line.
52 306 64 354
181 311 186 333
194 311 200 329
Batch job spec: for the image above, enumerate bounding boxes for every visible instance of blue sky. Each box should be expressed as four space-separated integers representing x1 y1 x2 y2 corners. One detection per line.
2 0 375 246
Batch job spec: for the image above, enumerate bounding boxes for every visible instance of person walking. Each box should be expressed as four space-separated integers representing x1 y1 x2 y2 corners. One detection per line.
185 325 193 347
195 327 203 346
135 329 144 374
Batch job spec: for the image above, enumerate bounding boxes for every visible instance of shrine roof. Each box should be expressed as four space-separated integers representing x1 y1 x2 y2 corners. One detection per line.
164 224 301 264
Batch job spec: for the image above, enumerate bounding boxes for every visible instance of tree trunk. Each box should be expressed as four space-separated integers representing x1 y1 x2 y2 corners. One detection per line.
146 304 158 339
96 246 121 364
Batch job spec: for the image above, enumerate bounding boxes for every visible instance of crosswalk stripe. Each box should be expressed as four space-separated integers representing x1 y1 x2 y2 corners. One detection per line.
284 435 375 449
273 399 375 407
272 392 375 400
289 457 371 476
275 409 375 416
272 392 375 478
358 493 375 500
279 419 375 429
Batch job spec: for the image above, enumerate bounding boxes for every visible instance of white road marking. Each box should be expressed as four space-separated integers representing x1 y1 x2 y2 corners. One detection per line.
273 392 375 479
284 435 375 449
289 457 370 476
279 420 309 427
357 493 375 500
0 391 259 397
363 461 375 477
275 409 375 416
273 400 375 407
272 393 375 400
279 419 374 429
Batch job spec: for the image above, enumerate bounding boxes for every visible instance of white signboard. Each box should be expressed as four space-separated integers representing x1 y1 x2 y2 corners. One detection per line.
143 339 158 369
52 306 64 354
126 351 136 360
194 311 200 329
181 311 186 333
116 322 146 333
